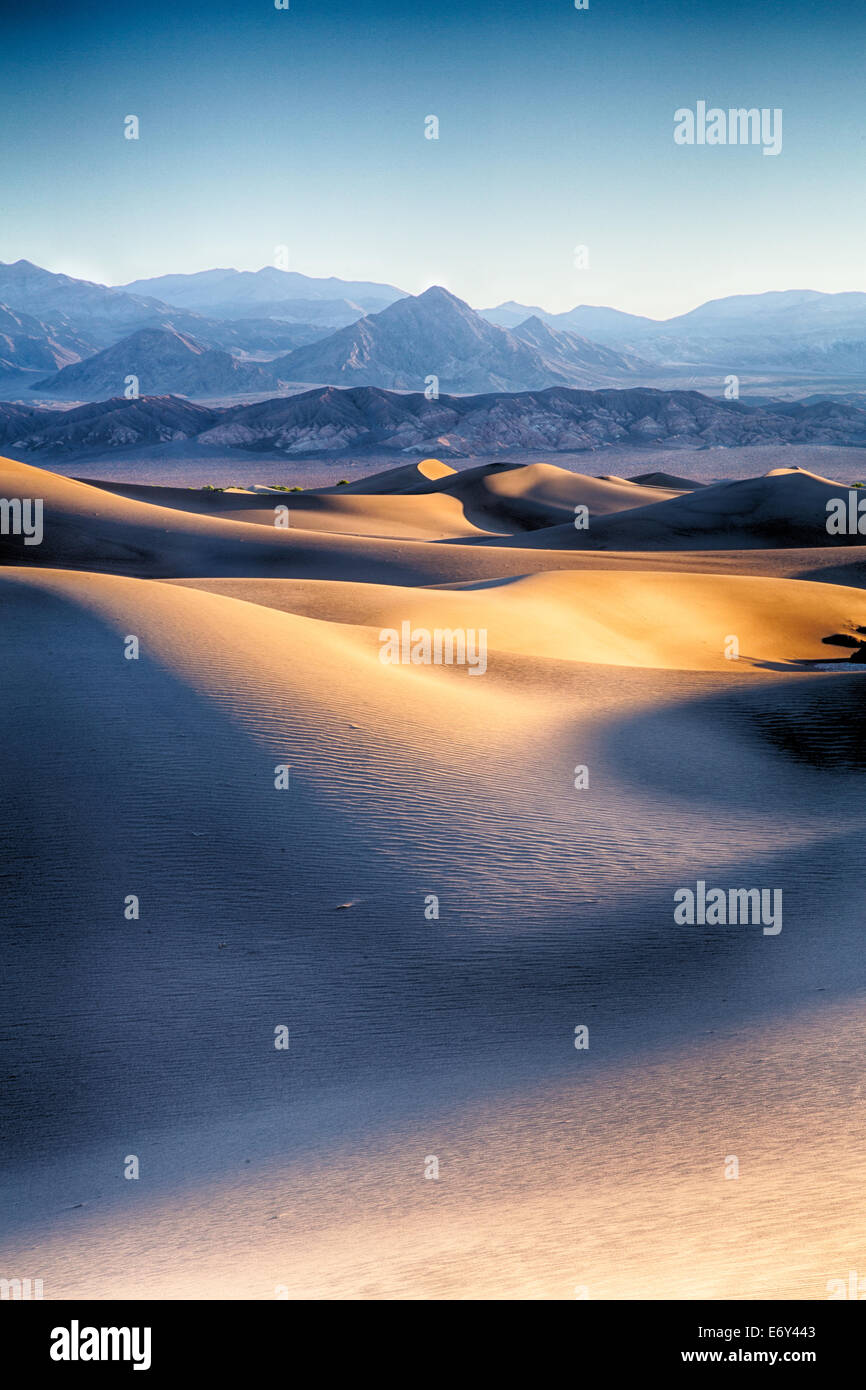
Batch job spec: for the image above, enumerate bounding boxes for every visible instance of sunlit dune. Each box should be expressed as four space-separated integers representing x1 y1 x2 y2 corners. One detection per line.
169 569 866 671
2 448 865 1301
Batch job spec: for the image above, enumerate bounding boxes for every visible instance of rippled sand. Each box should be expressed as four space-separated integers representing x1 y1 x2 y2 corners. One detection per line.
1 453 865 1298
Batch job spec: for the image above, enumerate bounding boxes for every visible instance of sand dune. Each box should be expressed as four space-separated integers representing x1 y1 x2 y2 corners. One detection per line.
322 455 457 492
3 559 865 1300
5 1003 863 1300
558 466 864 551
628 470 705 490
410 459 682 529
6 455 866 594
243 459 684 536
6 454 866 596
3 446 866 1301
73 478 495 539
169 570 866 671
77 460 685 540
2 454 494 576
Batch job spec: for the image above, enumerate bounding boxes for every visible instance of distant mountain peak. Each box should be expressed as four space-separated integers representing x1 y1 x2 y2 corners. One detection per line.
415 284 465 303
267 287 648 394
31 323 275 398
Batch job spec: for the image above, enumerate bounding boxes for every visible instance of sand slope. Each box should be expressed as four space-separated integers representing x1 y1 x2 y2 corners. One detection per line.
5 454 866 592
76 473 495 539
169 570 866 671
321 456 457 492
3 448 866 1301
79 460 682 538
560 467 866 551
2 561 865 1300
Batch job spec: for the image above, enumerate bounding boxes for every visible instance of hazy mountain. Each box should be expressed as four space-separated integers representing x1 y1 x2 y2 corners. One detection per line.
120 267 406 323
481 300 552 330
649 291 866 370
9 384 864 460
482 290 866 372
0 303 97 376
670 289 866 334
484 300 658 343
0 260 329 365
147 294 395 329
552 304 662 343
186 317 330 353
8 261 866 386
0 260 171 338
220 297 393 328
271 287 644 393
511 315 650 378
32 328 277 399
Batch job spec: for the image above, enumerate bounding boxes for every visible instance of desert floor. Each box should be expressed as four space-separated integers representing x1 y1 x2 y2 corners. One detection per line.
1 451 865 1298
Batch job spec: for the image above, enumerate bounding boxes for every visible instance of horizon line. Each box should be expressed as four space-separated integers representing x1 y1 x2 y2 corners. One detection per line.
4 256 866 326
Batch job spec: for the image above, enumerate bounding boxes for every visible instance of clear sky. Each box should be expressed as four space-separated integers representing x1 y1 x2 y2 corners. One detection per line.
1 0 864 319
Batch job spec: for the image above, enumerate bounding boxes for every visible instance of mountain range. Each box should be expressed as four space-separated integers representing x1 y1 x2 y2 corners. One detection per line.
24 287 652 399
120 266 405 325
32 327 278 398
2 260 866 402
264 287 650 393
0 302 95 374
481 289 866 372
4 385 866 460
0 261 337 382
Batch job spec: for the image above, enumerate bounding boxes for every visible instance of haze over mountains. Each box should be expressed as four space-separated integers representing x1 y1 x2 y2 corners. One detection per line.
0 260 336 382
22 280 653 399
33 327 277 399
120 265 405 324
2 259 866 412
482 289 866 373
266 287 650 393
0 302 94 374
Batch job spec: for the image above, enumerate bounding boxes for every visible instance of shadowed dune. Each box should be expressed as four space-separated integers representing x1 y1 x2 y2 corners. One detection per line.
508 466 866 552
77 458 684 535
6 454 866 588
628 469 706 490
2 447 866 1300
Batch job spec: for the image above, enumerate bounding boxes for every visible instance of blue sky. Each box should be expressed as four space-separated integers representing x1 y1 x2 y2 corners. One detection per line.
1 0 864 318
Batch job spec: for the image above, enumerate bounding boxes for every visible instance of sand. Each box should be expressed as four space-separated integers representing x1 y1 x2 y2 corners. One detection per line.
2 449 865 1300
